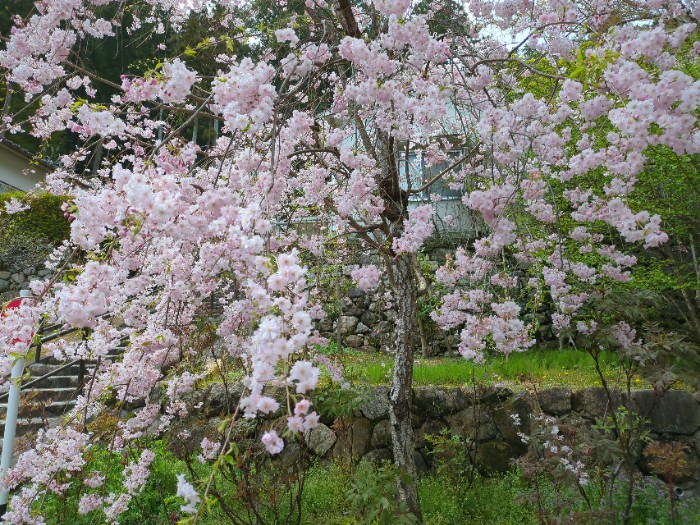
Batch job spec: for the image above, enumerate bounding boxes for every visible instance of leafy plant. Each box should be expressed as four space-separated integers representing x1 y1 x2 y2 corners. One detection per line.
345 462 420 525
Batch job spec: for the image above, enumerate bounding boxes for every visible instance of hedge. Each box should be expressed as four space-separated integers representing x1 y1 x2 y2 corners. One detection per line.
0 191 70 271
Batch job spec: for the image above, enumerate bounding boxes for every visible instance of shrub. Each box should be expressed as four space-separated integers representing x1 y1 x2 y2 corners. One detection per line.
0 191 70 271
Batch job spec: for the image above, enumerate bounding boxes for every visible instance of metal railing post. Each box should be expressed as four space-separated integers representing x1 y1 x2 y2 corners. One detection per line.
0 355 25 516
0 289 33 516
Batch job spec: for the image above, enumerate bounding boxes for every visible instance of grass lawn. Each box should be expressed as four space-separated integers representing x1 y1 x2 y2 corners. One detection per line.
323 347 656 391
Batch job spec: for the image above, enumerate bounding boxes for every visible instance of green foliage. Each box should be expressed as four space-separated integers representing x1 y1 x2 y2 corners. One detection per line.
424 429 475 483
313 381 366 420
35 443 700 525
37 440 185 525
345 462 420 525
0 191 70 271
0 191 70 244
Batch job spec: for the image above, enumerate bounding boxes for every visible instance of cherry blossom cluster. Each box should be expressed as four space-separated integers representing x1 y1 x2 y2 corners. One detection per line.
0 0 697 521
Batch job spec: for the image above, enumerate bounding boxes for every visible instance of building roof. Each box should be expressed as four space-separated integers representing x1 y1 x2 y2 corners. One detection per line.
0 136 55 169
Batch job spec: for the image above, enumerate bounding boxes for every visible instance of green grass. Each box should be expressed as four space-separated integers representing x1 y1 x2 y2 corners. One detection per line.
204 461 700 525
332 348 639 390
34 440 700 525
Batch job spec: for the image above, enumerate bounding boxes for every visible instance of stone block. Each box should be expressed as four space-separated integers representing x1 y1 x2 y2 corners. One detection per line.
306 423 337 457
345 335 364 348
414 450 429 474
537 387 572 416
337 315 359 336
360 387 390 421
475 441 518 474
413 387 452 418
204 383 243 417
475 385 513 404
333 417 372 459
492 392 534 452
415 419 449 449
447 406 498 442
371 419 392 449
356 322 371 334
363 448 393 464
572 387 623 420
347 287 365 299
629 390 700 435
361 312 380 325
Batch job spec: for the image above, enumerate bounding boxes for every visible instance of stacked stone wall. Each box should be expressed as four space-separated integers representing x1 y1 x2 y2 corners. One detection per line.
198 384 700 494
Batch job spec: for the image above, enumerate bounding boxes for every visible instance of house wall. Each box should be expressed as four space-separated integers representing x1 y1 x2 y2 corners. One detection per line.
0 142 47 192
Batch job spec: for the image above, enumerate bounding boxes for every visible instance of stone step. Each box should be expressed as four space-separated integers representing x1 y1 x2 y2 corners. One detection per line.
10 387 76 404
28 362 96 377
0 417 63 440
36 352 122 367
11 399 76 417
25 375 79 389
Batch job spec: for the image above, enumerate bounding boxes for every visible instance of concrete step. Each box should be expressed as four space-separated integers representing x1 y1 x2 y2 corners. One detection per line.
28 362 96 377
0 416 63 439
25 375 79 389
11 399 77 417
37 352 122 367
11 387 76 404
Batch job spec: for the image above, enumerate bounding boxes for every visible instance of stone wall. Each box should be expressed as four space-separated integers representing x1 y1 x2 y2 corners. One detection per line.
0 266 51 300
314 285 458 355
200 384 700 493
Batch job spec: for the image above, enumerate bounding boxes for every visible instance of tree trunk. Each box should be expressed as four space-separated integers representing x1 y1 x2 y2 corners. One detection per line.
389 254 422 521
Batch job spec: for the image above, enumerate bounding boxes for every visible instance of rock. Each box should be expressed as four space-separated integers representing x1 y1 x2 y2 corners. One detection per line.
360 387 390 421
363 448 393 464
10 273 23 284
0 279 9 292
356 322 371 335
537 387 572 416
276 442 303 473
369 302 383 313
413 387 452 418
361 312 380 325
345 335 364 348
629 390 700 435
371 419 392 449
37 269 51 278
23 267 36 276
475 441 518 474
448 387 474 412
0 271 10 280
492 392 534 452
333 417 373 459
414 450 429 474
415 419 449 449
317 319 333 332
204 383 243 417
572 387 623 420
306 423 337 457
347 288 365 299
340 297 353 310
447 406 498 442
475 385 513 404
337 316 360 336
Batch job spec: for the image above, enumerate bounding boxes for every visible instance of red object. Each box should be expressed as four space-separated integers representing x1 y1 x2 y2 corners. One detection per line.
3 298 23 313
1 297 29 344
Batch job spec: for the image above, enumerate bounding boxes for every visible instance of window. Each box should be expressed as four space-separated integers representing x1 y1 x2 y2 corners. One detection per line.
398 149 464 201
